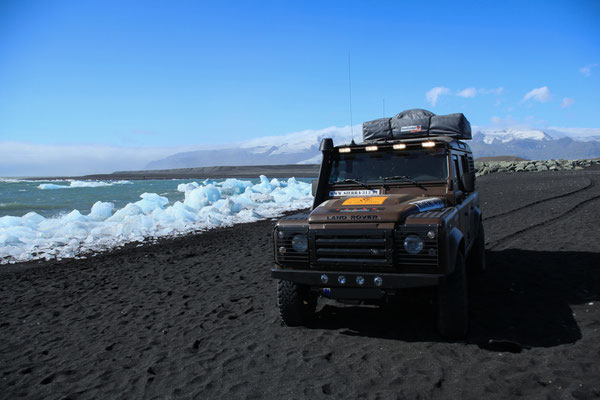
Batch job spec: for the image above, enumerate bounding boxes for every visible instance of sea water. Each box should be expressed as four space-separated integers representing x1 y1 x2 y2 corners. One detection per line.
0 176 314 264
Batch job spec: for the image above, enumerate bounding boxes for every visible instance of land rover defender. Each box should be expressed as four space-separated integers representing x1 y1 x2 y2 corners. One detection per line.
271 109 485 338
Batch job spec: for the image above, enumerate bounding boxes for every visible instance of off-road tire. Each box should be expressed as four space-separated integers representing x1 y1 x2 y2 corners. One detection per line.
277 280 317 326
467 222 486 274
437 252 468 339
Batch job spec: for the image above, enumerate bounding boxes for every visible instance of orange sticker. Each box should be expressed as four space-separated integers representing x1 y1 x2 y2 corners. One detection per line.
342 196 388 205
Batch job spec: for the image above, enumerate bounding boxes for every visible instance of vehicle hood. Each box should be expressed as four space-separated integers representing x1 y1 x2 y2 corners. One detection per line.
308 194 446 223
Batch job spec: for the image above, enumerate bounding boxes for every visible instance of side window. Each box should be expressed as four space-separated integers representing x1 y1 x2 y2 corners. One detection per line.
460 154 469 174
452 154 461 186
467 155 475 173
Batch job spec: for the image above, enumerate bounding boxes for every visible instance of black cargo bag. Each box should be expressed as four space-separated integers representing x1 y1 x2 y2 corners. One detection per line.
390 109 434 139
429 113 472 139
363 109 472 141
362 118 392 141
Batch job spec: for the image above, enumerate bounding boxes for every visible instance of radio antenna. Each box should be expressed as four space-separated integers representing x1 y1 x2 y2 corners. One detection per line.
383 98 385 117
347 53 354 143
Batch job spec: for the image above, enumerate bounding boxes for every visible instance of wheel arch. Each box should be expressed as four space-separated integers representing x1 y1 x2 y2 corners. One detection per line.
446 227 465 275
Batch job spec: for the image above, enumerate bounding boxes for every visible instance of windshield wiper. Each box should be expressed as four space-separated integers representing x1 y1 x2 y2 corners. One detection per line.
381 175 428 191
331 179 373 190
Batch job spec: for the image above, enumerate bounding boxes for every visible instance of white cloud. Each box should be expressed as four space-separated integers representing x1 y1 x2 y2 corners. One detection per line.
457 87 476 98
522 86 552 103
455 87 504 98
425 86 450 106
0 142 203 177
560 97 574 108
580 64 597 77
479 87 504 95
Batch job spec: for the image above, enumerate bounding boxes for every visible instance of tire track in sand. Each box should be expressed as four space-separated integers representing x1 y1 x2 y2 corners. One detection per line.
487 174 600 250
483 177 593 222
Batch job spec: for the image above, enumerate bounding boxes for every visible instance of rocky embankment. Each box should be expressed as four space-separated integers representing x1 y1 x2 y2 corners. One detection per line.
475 158 600 177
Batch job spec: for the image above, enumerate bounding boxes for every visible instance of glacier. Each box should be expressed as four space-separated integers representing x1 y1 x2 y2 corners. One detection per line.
0 176 312 264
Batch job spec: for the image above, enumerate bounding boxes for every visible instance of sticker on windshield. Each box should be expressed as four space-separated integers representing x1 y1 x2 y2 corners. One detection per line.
342 197 388 206
409 198 444 212
329 190 380 196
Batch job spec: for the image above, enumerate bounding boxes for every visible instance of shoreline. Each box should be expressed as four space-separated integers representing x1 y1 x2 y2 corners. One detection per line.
8 164 321 181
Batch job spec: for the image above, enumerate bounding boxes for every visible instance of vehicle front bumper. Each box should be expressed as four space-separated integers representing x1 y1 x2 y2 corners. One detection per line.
271 268 442 289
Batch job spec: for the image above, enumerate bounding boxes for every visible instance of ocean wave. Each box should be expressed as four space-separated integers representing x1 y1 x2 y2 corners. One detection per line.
0 176 312 264
38 180 132 190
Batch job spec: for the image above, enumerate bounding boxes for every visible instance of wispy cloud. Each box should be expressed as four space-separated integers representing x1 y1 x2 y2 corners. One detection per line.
479 87 504 95
456 87 476 98
560 97 574 108
425 86 450 106
456 87 504 98
522 86 552 103
580 64 598 77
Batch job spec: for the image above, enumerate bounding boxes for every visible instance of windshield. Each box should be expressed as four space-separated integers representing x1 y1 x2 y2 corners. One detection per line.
328 148 448 184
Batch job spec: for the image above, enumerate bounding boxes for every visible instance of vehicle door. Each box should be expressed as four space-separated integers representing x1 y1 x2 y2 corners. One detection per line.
452 153 470 247
458 153 476 249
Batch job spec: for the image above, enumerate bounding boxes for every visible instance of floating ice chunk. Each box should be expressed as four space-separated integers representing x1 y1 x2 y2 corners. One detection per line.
38 180 132 190
38 183 69 190
183 184 222 210
89 202 114 221
108 203 144 222
221 179 252 195
22 212 45 226
134 193 169 214
1 176 313 264
177 182 200 193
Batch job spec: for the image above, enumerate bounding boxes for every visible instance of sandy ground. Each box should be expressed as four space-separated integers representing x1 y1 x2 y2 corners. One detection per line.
1 169 599 399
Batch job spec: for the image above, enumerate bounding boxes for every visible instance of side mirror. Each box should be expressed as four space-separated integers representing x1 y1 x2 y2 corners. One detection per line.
320 138 333 152
460 172 475 192
312 179 318 196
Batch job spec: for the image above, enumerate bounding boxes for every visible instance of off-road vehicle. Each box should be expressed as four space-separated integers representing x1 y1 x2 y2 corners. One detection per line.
271 109 485 338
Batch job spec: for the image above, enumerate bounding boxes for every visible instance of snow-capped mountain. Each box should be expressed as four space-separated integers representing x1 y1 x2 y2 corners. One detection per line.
474 129 553 144
470 127 600 160
145 125 356 169
145 126 600 169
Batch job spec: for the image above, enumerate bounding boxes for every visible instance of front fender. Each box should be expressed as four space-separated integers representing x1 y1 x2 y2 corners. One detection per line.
444 227 464 274
472 205 483 237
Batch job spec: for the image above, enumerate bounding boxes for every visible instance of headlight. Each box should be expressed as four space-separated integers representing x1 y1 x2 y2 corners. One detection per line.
291 234 308 252
403 235 423 255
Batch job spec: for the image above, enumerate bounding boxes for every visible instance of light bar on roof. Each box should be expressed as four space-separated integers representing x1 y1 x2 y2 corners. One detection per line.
393 144 406 150
365 146 378 151
421 141 436 148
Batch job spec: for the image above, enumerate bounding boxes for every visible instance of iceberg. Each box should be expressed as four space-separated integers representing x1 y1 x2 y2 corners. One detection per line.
38 180 132 189
0 176 312 264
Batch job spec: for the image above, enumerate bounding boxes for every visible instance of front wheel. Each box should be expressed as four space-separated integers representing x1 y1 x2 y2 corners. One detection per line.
467 222 486 274
437 252 468 339
277 280 317 326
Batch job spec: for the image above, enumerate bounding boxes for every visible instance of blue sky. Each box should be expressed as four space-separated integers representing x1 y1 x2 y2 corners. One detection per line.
0 0 599 174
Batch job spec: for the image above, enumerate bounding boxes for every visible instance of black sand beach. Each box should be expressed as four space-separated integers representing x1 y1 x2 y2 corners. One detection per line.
1 169 599 399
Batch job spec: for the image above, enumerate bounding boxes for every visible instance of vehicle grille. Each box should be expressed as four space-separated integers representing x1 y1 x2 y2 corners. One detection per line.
310 229 393 270
275 228 308 265
394 226 439 271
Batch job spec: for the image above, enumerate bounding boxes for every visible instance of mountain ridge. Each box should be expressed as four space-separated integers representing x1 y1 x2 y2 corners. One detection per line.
145 126 600 169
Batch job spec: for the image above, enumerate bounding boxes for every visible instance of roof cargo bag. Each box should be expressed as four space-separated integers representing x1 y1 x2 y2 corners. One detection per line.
362 118 392 141
429 113 472 140
361 109 472 141
390 109 434 138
